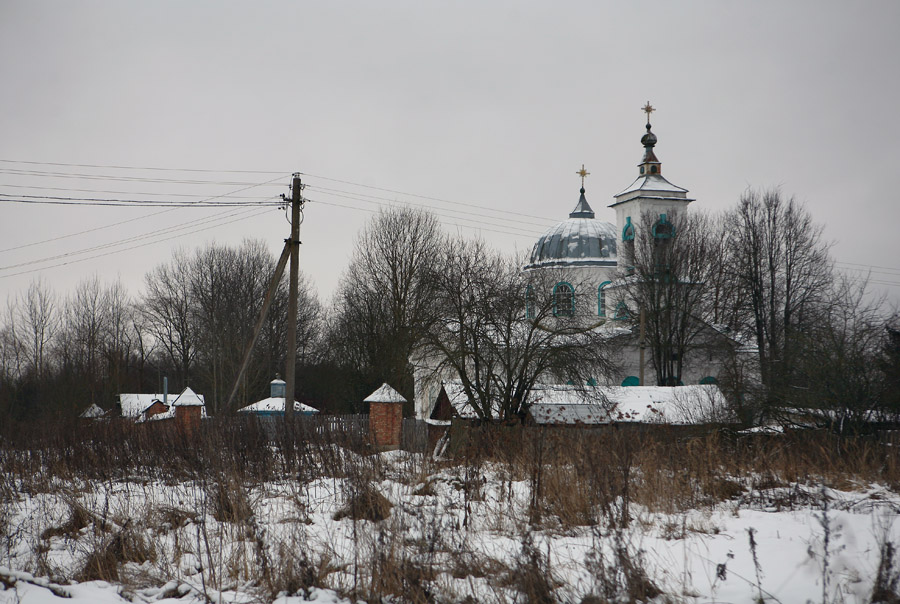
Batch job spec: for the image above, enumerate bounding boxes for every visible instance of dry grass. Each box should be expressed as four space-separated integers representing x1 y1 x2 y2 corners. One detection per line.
2 417 898 602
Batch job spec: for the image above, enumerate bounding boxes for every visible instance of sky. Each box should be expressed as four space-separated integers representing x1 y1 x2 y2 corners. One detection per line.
1 1 899 308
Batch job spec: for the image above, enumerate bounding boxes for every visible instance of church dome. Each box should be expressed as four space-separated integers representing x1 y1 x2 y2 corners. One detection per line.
525 187 617 270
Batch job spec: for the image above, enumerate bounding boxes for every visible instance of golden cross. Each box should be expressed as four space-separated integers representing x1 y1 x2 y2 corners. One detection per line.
576 164 590 187
642 101 655 124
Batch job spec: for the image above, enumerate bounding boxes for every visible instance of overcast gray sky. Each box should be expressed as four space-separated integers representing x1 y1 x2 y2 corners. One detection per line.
2 1 899 307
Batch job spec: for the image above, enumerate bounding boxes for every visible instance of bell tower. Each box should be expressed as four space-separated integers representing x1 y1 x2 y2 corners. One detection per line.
609 103 694 273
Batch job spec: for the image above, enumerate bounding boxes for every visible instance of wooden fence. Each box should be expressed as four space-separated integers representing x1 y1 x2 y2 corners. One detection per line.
250 414 428 453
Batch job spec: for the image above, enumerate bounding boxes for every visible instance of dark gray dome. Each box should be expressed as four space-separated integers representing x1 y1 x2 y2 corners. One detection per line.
525 218 618 269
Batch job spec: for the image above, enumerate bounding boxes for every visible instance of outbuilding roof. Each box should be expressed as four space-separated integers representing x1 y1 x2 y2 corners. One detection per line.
364 383 406 404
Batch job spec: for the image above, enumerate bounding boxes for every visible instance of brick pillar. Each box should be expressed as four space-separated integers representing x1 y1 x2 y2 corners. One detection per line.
369 401 403 451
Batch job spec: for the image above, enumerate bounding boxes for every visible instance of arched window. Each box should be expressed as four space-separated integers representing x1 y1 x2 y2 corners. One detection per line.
652 213 675 239
622 216 635 241
553 282 575 317
614 301 630 320
621 376 640 387
525 285 535 319
597 281 611 317
699 376 718 385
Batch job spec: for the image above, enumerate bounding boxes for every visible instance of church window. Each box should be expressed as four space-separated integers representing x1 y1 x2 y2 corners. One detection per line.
621 376 640 387
699 376 718 385
650 165 658 174
525 285 535 319
614 301 630 319
640 166 645 175
587 377 598 386
553 282 575 317
598 281 611 316
622 216 635 241
652 213 675 239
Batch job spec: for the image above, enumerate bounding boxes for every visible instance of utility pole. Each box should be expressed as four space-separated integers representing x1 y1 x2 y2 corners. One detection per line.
284 173 303 420
639 307 646 386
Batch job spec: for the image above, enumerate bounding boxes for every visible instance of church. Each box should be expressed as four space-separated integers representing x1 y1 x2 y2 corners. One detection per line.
414 105 753 421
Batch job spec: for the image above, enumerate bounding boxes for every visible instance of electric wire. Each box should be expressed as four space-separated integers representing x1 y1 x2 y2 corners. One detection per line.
0 167 287 187
301 171 560 224
0 207 270 279
0 174 288 270
305 190 545 238
0 194 282 208
0 158 286 175
306 184 556 230
0 182 285 199
0 207 261 271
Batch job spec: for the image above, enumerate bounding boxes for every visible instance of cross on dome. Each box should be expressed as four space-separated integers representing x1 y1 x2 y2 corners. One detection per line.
642 101 655 124
576 164 590 188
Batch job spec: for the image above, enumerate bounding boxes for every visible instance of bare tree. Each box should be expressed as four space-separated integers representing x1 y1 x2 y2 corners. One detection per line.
725 188 833 416
18 279 59 380
615 210 717 386
142 249 197 387
329 207 442 410
425 238 620 421
791 276 892 432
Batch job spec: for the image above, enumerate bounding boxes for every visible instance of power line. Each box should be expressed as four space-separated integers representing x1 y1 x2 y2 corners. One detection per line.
0 193 282 208
0 167 288 187
0 174 288 255
301 171 560 224
0 158 286 175
305 196 542 240
0 207 270 279
0 182 283 199
306 184 555 230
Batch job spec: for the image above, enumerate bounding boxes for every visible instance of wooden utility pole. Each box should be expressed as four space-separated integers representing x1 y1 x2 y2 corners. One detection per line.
224 241 292 411
284 173 303 420
639 307 646 386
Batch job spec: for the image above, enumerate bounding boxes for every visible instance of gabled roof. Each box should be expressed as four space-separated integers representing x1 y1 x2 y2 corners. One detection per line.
364 383 406 404
79 403 106 419
118 393 169 418
173 387 204 406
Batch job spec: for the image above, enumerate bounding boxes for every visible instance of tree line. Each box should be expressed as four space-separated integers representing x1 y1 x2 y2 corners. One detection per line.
1 187 898 429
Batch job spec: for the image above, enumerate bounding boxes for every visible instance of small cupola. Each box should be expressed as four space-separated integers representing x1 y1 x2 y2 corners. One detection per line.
638 102 662 176
270 375 286 398
569 164 596 218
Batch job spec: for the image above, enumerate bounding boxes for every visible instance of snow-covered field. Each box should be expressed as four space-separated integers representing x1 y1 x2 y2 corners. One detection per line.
2 436 899 603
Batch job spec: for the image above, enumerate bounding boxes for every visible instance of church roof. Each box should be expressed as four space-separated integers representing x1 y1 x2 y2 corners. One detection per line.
525 186 617 269
614 173 689 198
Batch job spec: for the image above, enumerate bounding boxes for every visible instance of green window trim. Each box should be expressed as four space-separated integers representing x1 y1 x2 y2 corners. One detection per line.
652 213 675 239
553 281 575 317
597 281 611 316
622 216 635 242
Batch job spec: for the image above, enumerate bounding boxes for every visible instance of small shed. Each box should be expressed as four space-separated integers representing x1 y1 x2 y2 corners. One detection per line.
237 378 319 417
366 383 406 451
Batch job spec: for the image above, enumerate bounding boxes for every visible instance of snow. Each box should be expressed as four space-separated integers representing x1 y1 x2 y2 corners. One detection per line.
526 217 618 269
237 397 319 415
172 387 203 407
615 173 689 197
78 403 105 419
2 452 897 603
118 390 206 418
362 383 406 404
444 381 734 424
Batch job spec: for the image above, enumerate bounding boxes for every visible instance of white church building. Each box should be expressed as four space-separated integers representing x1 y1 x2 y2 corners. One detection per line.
414 107 752 421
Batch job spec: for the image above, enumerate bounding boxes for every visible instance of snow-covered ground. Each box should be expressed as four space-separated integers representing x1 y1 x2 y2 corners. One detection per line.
2 448 898 603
